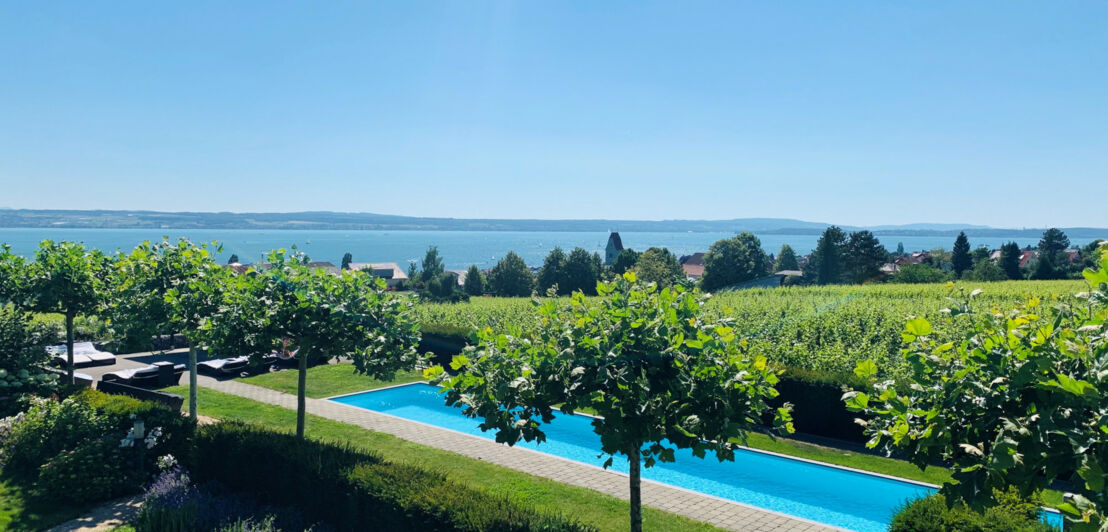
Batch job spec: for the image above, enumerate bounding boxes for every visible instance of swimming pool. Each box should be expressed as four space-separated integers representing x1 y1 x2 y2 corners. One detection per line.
330 383 1060 532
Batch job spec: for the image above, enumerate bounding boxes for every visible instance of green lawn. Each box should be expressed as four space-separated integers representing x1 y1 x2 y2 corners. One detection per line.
237 363 424 398
168 385 722 532
0 476 94 532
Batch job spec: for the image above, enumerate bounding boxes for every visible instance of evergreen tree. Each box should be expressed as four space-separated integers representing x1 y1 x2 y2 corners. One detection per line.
1031 228 1071 280
420 246 445 284
773 244 799 271
463 264 485 296
951 232 972 278
846 230 887 283
610 248 640 275
999 241 1022 280
971 246 991 265
700 233 769 291
405 262 419 288
805 226 848 285
341 252 353 270
488 252 533 297
536 247 567 294
895 242 905 256
632 247 684 287
562 247 601 295
227 254 240 264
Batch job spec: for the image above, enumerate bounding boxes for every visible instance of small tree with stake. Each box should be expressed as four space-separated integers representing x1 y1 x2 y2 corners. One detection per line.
214 250 423 438
428 273 793 532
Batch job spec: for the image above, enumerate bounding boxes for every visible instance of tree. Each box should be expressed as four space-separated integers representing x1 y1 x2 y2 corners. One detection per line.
420 246 445 284
113 239 227 418
999 242 1022 280
213 250 422 438
429 273 792 532
633 247 683 288
963 259 1006 282
610 248 640 275
405 262 419 288
463 265 485 296
22 241 108 384
488 252 533 297
896 242 905 256
341 252 353 270
0 245 26 304
1031 228 1072 280
0 305 60 399
227 254 240 265
562 248 601 295
423 272 467 303
889 263 949 284
536 247 567 294
846 251 1108 529
700 233 769 291
804 226 847 285
971 246 991 265
846 231 887 283
773 244 799 272
951 232 972 278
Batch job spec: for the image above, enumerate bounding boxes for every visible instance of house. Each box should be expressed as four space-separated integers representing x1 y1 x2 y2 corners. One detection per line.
307 262 341 276
605 232 624 265
446 269 468 286
905 252 931 265
679 252 706 280
225 262 251 275
1019 251 1037 269
347 262 409 288
880 263 899 275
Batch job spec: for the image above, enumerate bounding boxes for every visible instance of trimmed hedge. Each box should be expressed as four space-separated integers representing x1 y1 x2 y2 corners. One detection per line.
890 489 1057 532
191 423 595 532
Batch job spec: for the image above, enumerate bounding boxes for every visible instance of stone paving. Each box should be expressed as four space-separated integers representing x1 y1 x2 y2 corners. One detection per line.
85 351 841 531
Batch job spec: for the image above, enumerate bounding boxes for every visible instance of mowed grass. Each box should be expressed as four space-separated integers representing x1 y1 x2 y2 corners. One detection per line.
237 363 424 398
167 385 723 532
0 476 95 532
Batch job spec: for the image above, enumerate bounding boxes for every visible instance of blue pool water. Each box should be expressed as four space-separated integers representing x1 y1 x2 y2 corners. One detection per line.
331 383 1062 532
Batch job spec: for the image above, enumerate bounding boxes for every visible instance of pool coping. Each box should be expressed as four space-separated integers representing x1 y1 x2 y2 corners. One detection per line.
326 381 1062 524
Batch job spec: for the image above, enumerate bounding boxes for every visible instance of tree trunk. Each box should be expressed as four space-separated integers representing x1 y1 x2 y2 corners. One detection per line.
188 344 198 418
65 312 75 385
296 346 310 438
629 446 642 532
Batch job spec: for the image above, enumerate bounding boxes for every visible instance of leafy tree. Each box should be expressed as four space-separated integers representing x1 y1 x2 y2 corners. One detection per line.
846 231 887 283
420 246 445 284
488 252 533 297
890 263 950 284
0 305 60 399
999 242 1023 280
463 265 485 296
536 247 567 294
804 226 848 285
341 252 353 270
562 247 601 295
423 272 467 303
972 246 991 265
700 233 769 291
1081 240 1107 271
951 232 972 278
429 273 792 532
610 248 640 275
0 245 27 304
405 262 419 288
212 250 422 438
773 244 799 272
846 251 1108 529
633 247 683 288
22 241 109 384
112 239 227 418
896 242 905 256
227 254 240 265
963 259 1007 282
1031 228 1072 280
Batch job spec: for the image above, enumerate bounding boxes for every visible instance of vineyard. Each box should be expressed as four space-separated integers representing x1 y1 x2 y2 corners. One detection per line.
413 279 1088 379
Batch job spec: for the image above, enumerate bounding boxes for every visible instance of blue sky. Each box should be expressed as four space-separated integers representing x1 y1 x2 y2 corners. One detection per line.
1 2 1105 228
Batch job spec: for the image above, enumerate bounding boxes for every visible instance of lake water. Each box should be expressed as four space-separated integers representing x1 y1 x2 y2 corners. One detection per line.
0 228 1046 270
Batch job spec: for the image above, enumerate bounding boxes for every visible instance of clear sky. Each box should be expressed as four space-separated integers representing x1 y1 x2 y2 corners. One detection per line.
1 2 1105 228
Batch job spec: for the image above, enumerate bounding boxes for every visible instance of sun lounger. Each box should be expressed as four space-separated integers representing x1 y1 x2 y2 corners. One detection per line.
102 362 184 388
46 342 116 368
197 356 250 376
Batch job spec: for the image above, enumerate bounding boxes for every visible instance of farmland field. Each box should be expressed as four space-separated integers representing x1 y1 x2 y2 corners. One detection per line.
413 279 1087 378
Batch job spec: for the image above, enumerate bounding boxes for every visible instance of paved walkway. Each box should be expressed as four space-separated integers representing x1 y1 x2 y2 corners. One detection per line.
47 495 141 532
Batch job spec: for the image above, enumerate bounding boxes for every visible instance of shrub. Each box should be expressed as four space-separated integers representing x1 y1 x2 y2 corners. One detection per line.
0 396 110 480
73 389 196 467
192 423 595 532
890 489 1056 532
38 437 131 503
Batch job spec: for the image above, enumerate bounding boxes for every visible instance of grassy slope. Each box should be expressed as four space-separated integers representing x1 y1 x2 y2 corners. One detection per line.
168 385 721 532
238 364 424 398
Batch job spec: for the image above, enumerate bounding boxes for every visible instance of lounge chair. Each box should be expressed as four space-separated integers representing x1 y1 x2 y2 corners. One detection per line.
102 362 184 388
47 342 116 368
197 356 250 376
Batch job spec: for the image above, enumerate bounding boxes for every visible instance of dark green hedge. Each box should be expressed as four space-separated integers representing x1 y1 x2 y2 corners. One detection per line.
890 489 1056 532
191 423 595 532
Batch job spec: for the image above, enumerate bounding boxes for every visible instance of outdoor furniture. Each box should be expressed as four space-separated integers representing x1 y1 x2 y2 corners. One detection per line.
46 342 116 368
102 362 185 388
198 356 250 376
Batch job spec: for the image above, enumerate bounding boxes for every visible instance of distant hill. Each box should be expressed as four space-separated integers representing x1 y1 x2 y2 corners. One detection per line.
0 209 1104 239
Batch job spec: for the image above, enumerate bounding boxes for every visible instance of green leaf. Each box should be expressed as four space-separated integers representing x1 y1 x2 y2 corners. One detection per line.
905 318 932 337
854 360 878 379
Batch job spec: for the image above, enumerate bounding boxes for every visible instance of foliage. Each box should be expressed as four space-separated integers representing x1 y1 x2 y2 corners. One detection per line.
0 396 110 480
846 230 888 283
38 437 130 503
74 389 196 466
0 306 59 401
0 246 27 304
773 244 799 272
191 422 595 532
890 489 1055 532
964 260 1007 282
488 252 533 297
340 252 352 271
1000 242 1024 280
420 246 445 285
951 232 973 278
228 254 240 265
891 263 951 284
844 250 1108 529
463 265 485 296
422 272 468 303
805 226 848 285
632 247 683 288
700 232 770 291
536 247 567 295
562 248 603 296
429 273 791 532
1032 228 1073 280
610 248 640 275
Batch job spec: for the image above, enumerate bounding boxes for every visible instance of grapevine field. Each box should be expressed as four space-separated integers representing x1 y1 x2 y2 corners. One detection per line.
413 279 1088 379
